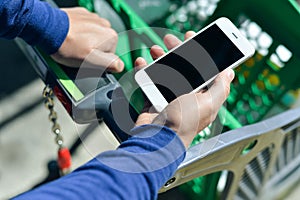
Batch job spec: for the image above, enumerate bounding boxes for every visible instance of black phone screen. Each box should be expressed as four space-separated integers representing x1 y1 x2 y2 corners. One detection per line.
145 24 244 103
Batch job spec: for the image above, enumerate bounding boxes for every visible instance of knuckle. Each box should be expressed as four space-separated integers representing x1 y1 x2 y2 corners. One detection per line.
104 29 118 47
108 29 118 39
100 18 111 27
77 7 88 12
80 45 93 57
101 34 117 51
91 13 99 19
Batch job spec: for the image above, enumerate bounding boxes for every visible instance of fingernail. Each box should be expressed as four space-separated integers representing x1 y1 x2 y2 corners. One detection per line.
227 69 235 80
152 45 161 50
117 59 124 71
137 57 147 66
136 57 143 63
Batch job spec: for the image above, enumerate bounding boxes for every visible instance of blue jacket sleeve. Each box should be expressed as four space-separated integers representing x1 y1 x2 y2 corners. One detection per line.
13 125 186 200
0 0 69 54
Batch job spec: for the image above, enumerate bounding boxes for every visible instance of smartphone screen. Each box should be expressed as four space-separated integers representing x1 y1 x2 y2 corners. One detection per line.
144 24 244 102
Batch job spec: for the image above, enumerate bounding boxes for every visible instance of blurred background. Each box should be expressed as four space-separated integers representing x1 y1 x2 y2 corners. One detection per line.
1 0 300 199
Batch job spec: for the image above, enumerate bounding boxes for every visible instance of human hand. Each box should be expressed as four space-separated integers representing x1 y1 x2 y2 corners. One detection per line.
51 7 124 72
135 32 234 148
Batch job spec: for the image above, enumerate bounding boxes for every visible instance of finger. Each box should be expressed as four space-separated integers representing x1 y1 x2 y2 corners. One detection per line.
184 31 196 40
85 50 124 72
96 17 111 28
150 45 165 60
67 7 111 27
96 28 118 53
66 7 89 14
135 113 159 126
80 12 110 26
164 34 182 50
86 14 111 28
200 68 234 107
134 57 158 115
134 57 147 71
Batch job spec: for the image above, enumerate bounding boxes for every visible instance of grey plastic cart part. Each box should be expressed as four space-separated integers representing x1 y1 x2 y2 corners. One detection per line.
94 0 126 32
160 107 300 199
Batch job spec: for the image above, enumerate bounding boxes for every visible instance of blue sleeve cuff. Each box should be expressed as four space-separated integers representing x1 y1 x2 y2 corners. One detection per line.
96 124 186 191
97 124 186 173
123 124 186 153
0 0 69 54
19 0 69 54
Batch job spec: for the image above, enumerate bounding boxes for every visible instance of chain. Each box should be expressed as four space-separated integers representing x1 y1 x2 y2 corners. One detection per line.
43 85 71 175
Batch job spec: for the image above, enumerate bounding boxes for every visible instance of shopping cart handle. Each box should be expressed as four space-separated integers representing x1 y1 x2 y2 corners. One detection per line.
160 107 300 199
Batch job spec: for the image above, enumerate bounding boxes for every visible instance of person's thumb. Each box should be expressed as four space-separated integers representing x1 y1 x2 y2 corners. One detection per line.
204 68 235 107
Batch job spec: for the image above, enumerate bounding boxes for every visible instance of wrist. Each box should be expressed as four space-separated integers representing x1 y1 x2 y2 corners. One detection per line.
152 115 192 149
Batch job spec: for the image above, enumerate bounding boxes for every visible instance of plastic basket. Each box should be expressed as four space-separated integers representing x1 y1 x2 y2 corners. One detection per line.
205 0 300 125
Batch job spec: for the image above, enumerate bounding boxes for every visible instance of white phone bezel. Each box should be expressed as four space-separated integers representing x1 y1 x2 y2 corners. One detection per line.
135 17 255 112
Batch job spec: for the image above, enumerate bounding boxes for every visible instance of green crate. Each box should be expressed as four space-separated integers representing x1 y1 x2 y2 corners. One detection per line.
205 0 300 125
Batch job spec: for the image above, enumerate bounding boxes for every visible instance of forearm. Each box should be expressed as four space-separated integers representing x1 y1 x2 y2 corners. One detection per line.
13 125 186 200
0 0 69 54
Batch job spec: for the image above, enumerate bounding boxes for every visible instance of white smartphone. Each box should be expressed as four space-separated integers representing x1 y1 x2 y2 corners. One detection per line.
135 17 255 112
